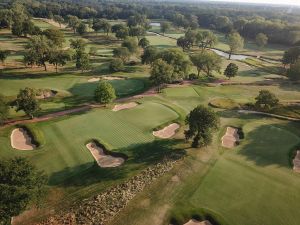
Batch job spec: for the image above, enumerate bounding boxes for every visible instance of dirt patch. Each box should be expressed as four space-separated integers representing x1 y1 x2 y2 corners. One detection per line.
153 123 180 139
36 90 57 99
86 142 125 167
293 150 300 173
171 175 180 182
184 219 212 225
112 102 138 111
221 127 240 148
11 128 36 150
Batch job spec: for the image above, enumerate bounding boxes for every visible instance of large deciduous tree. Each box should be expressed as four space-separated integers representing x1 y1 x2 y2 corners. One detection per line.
13 88 40 119
121 37 138 54
0 157 47 224
43 28 65 47
228 32 244 59
255 33 268 48
196 30 218 50
94 81 116 104
287 59 300 81
282 47 300 66
24 35 52 71
160 21 171 34
150 59 174 91
255 90 279 110
141 46 159 65
185 105 219 148
109 58 124 72
113 47 131 62
190 51 222 77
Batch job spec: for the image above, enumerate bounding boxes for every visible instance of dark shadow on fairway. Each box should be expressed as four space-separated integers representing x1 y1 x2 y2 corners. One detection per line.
48 139 185 187
237 123 300 168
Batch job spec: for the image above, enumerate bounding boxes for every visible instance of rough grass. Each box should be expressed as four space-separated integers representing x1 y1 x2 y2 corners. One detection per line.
209 98 240 109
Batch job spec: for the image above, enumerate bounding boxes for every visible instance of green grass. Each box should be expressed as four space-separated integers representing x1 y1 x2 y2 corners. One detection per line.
0 101 179 184
189 121 300 225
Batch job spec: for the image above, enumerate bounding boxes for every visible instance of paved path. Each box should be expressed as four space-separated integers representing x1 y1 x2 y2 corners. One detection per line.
238 110 300 122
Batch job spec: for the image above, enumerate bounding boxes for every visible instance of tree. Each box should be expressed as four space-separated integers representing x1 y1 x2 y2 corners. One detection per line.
94 81 116 104
255 33 268 48
0 94 9 125
0 157 47 224
76 52 90 72
53 15 64 28
190 51 222 77
92 19 111 35
129 26 145 41
150 59 174 91
177 36 193 51
49 49 71 73
24 35 52 71
157 48 191 80
287 59 300 81
255 90 279 110
0 50 9 65
228 32 244 59
282 47 300 66
14 88 40 119
138 37 150 49
70 39 85 51
109 58 124 72
66 15 79 33
122 37 138 54
224 63 239 79
141 46 159 65
43 28 65 47
185 105 219 148
161 21 171 34
77 23 87 35
196 30 218 50
113 47 131 62
115 26 129 40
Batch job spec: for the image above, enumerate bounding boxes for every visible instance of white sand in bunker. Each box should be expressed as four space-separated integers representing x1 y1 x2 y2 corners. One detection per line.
183 219 212 225
112 102 138 111
153 123 180 139
88 76 125 82
293 150 300 173
221 127 240 148
11 128 36 150
86 142 124 168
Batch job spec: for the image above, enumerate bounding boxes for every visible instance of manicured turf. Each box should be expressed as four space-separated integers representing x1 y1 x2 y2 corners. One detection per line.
0 101 179 183
190 120 300 225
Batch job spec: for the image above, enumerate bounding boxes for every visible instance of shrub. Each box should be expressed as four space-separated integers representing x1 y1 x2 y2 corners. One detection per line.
109 58 124 72
94 81 116 104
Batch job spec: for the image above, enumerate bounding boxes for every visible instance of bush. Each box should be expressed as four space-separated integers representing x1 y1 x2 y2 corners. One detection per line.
109 58 124 72
188 73 198 80
94 81 116 104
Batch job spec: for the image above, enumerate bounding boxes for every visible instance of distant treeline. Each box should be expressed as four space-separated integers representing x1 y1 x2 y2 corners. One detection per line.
1 0 300 45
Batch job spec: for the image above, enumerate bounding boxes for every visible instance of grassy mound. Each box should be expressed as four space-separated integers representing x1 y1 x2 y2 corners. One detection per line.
209 98 240 110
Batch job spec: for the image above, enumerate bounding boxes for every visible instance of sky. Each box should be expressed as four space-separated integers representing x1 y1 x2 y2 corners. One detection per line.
210 0 300 6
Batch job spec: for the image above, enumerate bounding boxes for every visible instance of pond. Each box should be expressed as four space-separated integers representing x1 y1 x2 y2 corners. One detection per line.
211 49 249 60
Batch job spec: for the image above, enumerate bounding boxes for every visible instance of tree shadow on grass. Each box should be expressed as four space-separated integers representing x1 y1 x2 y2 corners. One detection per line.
237 122 300 168
48 139 186 187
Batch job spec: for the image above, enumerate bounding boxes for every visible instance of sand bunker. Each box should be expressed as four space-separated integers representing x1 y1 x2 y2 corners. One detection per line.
112 102 138 111
221 127 240 148
88 77 101 82
103 76 125 80
86 142 124 167
88 76 125 83
293 151 300 173
184 219 212 225
153 123 180 139
11 128 36 150
36 90 56 99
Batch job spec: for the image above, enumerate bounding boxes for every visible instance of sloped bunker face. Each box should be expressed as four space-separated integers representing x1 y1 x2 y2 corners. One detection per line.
221 127 240 149
183 219 213 225
112 102 138 112
153 123 180 139
11 128 37 150
86 141 127 168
